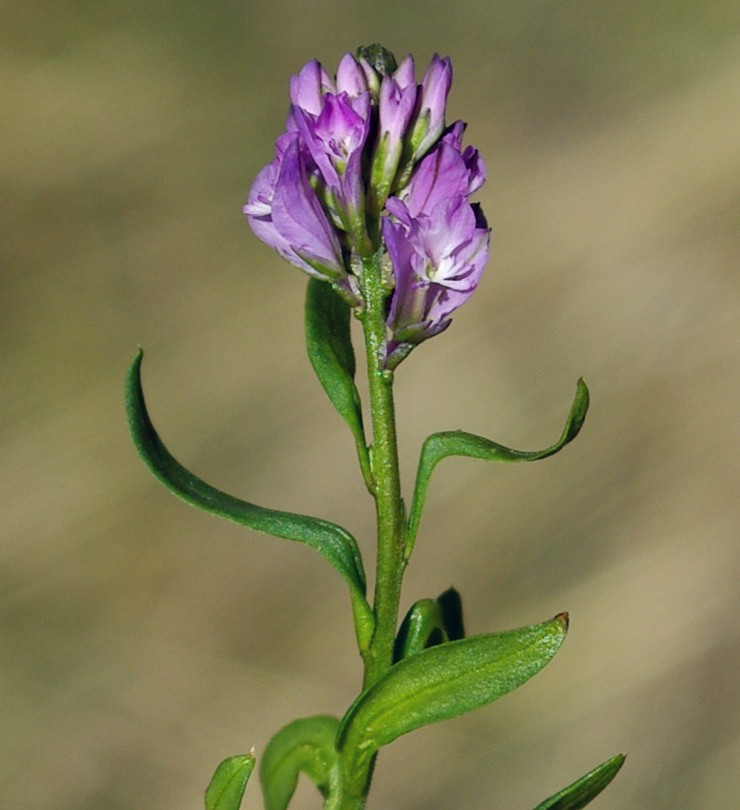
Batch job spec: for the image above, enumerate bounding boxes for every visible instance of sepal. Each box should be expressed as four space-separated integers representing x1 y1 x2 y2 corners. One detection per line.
205 753 255 810
406 379 589 558
531 753 626 810
124 349 374 651
260 716 340 810
336 614 568 796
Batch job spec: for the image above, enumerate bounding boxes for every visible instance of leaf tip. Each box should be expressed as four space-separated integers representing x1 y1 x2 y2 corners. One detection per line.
205 752 256 810
573 378 590 417
555 611 570 632
127 348 145 386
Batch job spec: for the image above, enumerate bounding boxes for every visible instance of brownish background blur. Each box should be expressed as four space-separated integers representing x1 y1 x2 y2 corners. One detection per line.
2 2 738 808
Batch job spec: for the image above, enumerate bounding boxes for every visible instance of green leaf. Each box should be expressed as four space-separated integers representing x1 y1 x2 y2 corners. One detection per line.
393 598 446 661
337 614 569 791
205 753 255 810
393 587 465 661
406 379 589 558
305 278 373 491
260 716 340 810
125 349 374 651
532 754 626 810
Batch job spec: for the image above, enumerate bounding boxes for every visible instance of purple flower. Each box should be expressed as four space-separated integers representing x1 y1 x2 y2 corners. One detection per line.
393 137 484 220
368 57 419 207
335 52 371 97
382 135 490 366
244 46 490 350
407 55 453 163
288 59 334 116
383 198 489 365
438 121 486 195
243 134 349 287
282 53 375 247
291 91 371 236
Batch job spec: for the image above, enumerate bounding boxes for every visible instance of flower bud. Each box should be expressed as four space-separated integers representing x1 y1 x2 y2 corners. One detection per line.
356 44 398 78
368 68 418 210
407 55 452 163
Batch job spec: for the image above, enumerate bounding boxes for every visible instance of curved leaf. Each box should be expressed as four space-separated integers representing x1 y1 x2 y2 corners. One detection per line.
205 753 255 810
393 587 465 662
406 379 589 558
125 349 374 651
394 598 446 662
532 754 626 810
337 614 569 792
305 278 373 491
260 716 340 810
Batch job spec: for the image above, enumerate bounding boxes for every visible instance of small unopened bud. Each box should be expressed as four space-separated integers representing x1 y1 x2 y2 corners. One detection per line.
356 44 398 77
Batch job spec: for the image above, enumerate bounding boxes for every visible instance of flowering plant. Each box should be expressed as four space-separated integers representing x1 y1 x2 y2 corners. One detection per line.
125 45 623 810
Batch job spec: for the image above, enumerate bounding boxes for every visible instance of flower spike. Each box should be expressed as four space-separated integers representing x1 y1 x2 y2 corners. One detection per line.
244 46 490 366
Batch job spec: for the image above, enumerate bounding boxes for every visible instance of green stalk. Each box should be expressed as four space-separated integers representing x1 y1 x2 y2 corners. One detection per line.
329 249 407 810
327 250 407 810
324 783 367 810
357 249 407 689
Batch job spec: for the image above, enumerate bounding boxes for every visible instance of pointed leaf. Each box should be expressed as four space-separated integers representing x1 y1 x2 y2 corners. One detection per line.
393 587 465 662
407 379 589 557
532 754 626 810
205 753 255 810
125 350 374 650
260 716 340 810
305 278 373 490
337 614 568 791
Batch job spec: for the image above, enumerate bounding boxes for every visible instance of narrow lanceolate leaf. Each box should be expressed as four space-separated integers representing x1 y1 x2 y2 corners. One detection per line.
205 753 255 810
531 754 626 810
125 350 374 651
393 587 465 662
337 614 569 792
406 379 589 558
260 716 340 810
305 278 373 492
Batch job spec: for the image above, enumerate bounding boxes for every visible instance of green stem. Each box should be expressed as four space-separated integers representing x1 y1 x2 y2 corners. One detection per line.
329 250 407 810
324 783 367 810
330 249 407 810
358 250 407 689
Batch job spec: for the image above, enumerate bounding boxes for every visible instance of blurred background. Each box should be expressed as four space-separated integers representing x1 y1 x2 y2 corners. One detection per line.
2 2 739 808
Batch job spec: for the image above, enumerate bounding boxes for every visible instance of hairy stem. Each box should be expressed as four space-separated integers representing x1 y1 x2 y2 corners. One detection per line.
330 251 407 810
359 250 407 690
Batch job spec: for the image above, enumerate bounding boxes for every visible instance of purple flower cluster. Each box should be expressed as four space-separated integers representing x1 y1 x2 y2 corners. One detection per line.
244 46 490 366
